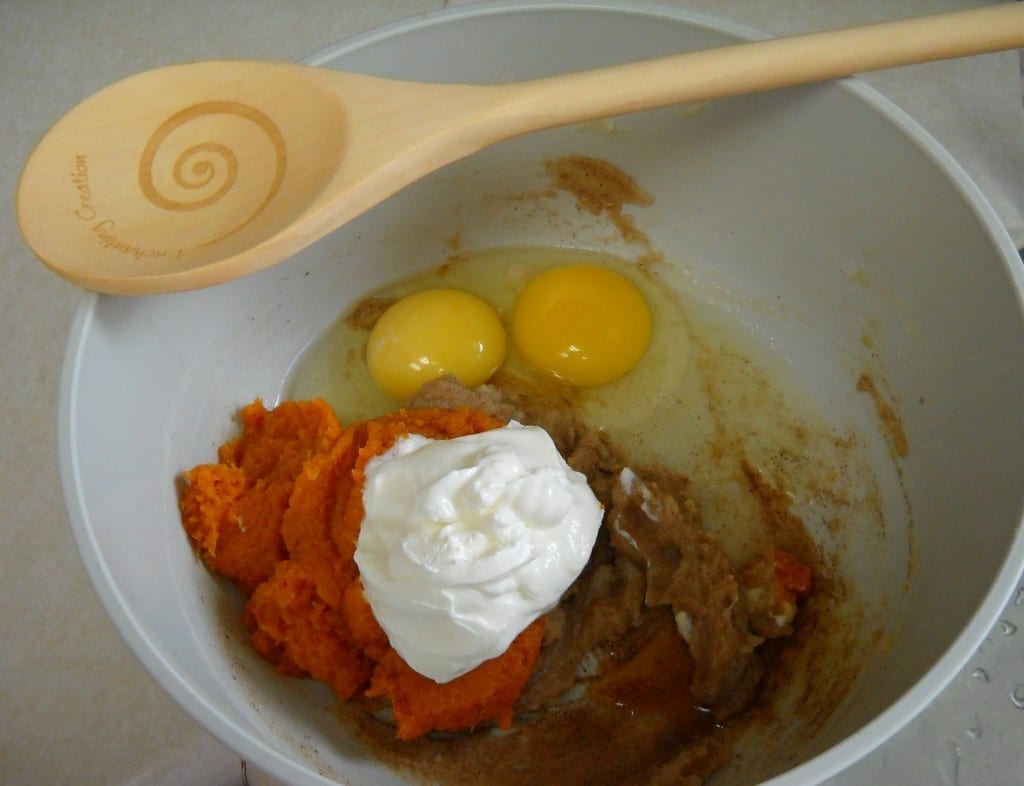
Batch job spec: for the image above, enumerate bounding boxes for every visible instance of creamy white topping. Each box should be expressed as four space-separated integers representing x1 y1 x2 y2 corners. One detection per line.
354 421 603 683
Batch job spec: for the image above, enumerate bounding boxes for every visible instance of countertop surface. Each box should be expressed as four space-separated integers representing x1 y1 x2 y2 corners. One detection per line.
2 2 1022 785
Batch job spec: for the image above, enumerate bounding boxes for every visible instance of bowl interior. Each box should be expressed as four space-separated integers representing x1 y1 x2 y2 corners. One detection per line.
60 4 1024 786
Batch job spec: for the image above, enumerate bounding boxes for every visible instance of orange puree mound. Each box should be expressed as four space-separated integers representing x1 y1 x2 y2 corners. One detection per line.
343 579 390 662
246 560 371 698
180 398 545 740
181 398 342 593
220 398 343 483
368 618 547 740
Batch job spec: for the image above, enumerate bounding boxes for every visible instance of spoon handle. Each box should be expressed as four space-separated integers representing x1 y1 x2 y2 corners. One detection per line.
495 3 1024 132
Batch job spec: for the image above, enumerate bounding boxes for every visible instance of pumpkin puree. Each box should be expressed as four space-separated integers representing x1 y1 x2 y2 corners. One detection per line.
180 398 545 740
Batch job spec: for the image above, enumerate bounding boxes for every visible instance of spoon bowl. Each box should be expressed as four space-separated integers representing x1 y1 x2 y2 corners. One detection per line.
16 62 491 291
17 3 1024 294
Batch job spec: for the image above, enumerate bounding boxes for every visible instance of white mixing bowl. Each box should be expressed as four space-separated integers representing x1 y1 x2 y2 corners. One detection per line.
58 3 1024 785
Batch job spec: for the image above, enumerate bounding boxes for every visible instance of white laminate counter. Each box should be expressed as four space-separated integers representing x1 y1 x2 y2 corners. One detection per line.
1 2 1020 784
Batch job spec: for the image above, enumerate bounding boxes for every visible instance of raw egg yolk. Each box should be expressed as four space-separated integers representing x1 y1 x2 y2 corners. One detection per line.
366 288 507 399
511 264 651 386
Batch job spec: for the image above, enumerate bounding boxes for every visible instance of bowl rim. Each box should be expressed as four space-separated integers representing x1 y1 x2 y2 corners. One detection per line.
58 2 1024 785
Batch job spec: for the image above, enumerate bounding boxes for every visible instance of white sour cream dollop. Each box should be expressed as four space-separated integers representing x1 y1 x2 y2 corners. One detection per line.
354 421 602 683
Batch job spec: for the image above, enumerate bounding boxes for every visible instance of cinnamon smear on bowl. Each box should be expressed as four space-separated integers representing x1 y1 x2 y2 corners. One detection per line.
545 155 653 244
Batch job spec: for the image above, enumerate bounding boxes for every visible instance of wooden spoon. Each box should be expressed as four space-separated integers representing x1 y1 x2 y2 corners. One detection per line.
17 4 1024 294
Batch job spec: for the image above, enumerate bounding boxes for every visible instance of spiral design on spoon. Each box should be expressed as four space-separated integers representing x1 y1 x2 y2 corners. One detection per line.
138 101 287 243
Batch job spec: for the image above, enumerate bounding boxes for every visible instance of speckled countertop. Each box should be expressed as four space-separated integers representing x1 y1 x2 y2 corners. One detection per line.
1 2 1021 785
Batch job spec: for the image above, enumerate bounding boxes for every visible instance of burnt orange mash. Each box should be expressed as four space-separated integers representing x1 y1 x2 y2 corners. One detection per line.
180 398 545 739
